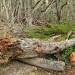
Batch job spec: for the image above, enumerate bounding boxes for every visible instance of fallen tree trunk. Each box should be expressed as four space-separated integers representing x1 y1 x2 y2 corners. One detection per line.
17 57 65 71
0 38 75 72
18 38 75 55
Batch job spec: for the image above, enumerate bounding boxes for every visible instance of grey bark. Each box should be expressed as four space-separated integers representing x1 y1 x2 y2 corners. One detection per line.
18 38 75 55
17 57 65 71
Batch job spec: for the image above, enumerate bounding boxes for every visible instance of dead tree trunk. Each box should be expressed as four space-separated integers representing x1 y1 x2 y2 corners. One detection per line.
18 38 75 55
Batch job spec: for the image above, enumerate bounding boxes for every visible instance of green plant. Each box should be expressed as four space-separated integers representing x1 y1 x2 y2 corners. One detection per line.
49 25 71 35
61 18 75 26
23 21 75 40
61 46 75 64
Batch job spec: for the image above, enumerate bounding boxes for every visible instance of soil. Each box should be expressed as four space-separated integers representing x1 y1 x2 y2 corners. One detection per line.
51 65 75 75
0 60 75 75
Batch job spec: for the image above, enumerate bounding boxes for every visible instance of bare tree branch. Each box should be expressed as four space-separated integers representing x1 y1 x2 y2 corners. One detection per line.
41 0 56 17
32 0 44 14
61 2 67 10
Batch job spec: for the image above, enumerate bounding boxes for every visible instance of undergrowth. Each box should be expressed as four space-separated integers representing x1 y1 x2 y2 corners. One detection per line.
23 23 75 40
47 46 75 64
61 46 75 64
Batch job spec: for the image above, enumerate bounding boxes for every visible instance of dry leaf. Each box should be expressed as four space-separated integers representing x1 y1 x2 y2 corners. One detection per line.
70 52 75 63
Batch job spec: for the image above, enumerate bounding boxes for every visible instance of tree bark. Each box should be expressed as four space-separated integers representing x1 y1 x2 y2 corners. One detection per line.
18 38 75 55
17 57 65 71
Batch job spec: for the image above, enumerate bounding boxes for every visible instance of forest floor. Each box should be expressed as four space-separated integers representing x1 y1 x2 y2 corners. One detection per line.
0 60 75 75
0 23 75 75
51 65 75 75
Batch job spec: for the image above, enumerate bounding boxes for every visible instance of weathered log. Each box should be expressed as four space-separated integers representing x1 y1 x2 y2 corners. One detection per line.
17 57 65 71
18 38 75 55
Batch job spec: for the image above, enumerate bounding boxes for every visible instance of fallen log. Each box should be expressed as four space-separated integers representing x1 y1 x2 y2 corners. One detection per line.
0 37 75 72
17 57 65 71
18 38 75 55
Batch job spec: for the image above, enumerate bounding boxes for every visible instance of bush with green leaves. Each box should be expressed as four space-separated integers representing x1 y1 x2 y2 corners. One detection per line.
61 46 75 64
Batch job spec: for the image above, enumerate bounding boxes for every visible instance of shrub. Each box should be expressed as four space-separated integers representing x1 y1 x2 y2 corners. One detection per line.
61 46 75 64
